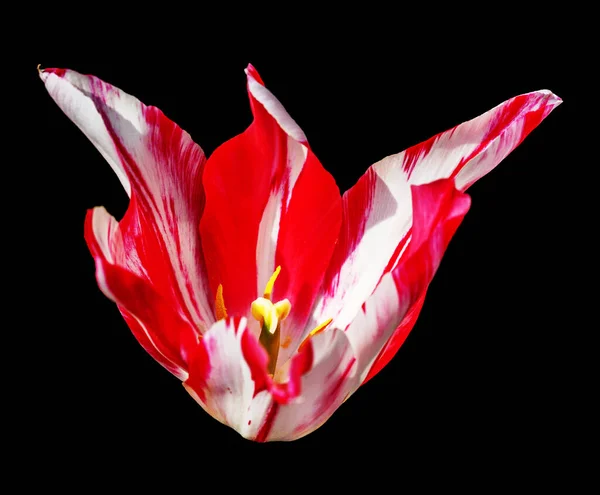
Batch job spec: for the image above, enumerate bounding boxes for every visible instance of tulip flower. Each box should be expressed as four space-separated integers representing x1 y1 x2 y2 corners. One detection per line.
40 64 560 441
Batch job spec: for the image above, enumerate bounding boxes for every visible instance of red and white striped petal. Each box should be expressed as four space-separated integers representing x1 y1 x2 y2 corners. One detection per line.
183 317 274 438
361 293 426 385
344 179 471 386
86 207 200 380
39 68 132 196
184 316 357 441
200 65 342 367
312 90 561 333
260 327 357 441
41 68 214 334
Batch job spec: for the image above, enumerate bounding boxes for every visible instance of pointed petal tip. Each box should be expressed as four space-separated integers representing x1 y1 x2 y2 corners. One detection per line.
244 63 264 85
538 89 563 107
38 66 66 82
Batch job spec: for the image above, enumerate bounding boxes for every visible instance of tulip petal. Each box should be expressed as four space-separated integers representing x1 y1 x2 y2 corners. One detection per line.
184 316 357 441
41 68 214 335
261 328 357 441
313 90 561 332
361 292 426 385
200 65 342 367
344 179 471 386
183 317 274 439
85 207 200 380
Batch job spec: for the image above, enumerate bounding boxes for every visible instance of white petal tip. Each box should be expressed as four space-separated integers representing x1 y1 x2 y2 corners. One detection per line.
244 64 261 84
244 66 308 144
38 66 67 83
37 64 47 81
538 89 563 107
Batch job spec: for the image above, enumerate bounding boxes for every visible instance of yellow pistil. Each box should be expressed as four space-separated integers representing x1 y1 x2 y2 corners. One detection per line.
252 266 290 374
251 297 291 334
215 283 228 320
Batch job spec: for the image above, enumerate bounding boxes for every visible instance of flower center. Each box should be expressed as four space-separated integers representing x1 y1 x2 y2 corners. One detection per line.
214 266 332 376
251 266 290 374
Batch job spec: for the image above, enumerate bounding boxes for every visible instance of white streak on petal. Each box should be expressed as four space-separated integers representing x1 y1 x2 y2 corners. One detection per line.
246 71 307 144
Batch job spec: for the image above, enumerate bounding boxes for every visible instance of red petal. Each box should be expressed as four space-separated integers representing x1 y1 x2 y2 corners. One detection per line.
184 316 356 441
184 317 273 438
344 179 471 385
85 208 200 379
361 293 426 385
264 328 357 441
312 90 561 334
41 68 214 339
200 66 341 367
361 180 472 383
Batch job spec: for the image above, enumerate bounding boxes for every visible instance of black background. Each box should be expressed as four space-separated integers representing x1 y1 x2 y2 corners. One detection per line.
17 15 586 487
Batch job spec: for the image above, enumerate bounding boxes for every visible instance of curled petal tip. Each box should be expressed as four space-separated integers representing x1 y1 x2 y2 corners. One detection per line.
551 94 563 107
540 89 563 107
38 67 67 81
37 64 48 81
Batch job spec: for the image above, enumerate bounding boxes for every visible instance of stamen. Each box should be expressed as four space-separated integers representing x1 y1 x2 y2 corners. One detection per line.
263 265 281 300
299 318 333 351
308 317 333 339
215 284 228 320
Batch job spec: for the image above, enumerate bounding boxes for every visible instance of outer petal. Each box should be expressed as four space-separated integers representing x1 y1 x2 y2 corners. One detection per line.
200 65 342 367
184 317 357 442
344 179 471 386
41 68 214 336
312 90 561 332
85 207 199 380
184 317 273 438
361 292 426 385
260 328 358 441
